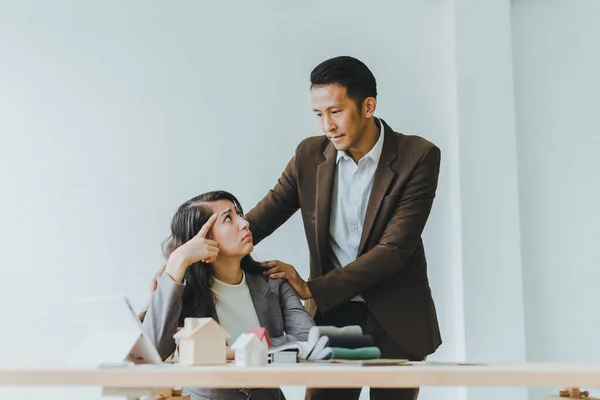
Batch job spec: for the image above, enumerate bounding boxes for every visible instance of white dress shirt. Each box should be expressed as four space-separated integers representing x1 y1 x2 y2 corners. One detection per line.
328 118 385 302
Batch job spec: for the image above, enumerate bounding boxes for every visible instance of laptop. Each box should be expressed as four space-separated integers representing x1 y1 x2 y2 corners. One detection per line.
70 295 162 366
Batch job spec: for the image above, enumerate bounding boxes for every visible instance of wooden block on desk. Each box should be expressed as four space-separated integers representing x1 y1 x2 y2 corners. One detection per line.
171 389 190 399
556 387 590 398
154 388 190 399
547 391 597 400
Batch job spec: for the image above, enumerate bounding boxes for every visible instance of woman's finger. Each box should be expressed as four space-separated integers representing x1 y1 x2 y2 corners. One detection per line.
197 214 218 238
204 239 218 247
207 245 219 253
202 254 217 263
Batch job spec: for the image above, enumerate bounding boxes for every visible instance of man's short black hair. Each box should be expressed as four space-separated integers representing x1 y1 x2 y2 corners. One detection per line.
310 56 377 108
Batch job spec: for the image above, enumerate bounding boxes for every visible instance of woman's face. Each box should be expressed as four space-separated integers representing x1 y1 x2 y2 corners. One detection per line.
204 200 254 258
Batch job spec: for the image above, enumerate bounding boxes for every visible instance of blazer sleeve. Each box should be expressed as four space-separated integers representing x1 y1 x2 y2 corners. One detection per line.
307 146 442 314
244 147 301 245
270 280 315 347
141 273 185 360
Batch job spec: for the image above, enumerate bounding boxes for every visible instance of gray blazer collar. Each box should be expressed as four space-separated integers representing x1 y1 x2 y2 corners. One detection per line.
245 272 276 331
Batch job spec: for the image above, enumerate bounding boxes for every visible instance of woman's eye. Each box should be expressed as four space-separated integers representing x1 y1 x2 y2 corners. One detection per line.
224 215 232 222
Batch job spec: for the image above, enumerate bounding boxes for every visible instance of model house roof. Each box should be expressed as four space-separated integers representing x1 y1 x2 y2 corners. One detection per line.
231 333 262 350
249 327 272 347
173 317 230 340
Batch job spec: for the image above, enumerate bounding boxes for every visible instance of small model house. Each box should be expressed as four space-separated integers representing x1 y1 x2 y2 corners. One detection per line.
249 327 272 348
231 333 267 367
173 317 230 365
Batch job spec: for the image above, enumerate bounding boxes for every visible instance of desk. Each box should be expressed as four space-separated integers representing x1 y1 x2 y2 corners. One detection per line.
1 362 599 399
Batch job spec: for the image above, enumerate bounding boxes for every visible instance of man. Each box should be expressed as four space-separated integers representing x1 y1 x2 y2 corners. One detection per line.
246 56 442 400
151 56 442 400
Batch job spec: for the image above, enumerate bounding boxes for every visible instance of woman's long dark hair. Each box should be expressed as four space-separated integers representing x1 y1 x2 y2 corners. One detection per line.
141 191 262 325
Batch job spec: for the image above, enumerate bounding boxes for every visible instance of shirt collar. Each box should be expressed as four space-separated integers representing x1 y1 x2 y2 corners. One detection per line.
336 117 385 165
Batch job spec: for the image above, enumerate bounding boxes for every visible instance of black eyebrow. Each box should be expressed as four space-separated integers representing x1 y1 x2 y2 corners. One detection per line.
313 105 342 112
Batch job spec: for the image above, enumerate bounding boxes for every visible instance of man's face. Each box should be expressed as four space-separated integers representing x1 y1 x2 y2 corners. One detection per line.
311 84 368 152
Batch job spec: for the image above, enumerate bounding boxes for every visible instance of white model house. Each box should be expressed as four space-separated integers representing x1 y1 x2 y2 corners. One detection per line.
173 317 230 365
231 333 268 367
249 327 272 347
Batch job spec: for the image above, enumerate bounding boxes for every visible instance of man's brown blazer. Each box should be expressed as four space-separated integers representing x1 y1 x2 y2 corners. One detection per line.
245 119 442 358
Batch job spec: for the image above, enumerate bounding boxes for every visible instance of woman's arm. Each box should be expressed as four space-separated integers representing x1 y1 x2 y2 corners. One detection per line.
143 214 220 359
271 280 315 347
141 272 186 360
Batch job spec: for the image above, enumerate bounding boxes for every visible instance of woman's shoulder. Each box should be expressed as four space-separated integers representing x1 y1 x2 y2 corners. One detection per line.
245 271 287 293
245 270 278 288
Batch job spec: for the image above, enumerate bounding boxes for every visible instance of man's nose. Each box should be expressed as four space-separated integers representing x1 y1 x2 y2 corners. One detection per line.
323 115 336 133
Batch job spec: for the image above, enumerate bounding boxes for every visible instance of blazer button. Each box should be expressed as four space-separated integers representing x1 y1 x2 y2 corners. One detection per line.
326 301 332 307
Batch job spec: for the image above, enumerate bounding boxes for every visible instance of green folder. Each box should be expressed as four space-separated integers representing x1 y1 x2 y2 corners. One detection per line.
325 347 382 360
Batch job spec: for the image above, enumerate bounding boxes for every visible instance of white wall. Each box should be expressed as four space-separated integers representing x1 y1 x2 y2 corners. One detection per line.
3 1 597 399
511 1 600 399
452 1 527 399
0 1 461 399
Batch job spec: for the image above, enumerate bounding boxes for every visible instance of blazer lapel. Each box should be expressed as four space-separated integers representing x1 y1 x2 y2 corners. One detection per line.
245 272 274 329
315 143 337 276
358 122 398 255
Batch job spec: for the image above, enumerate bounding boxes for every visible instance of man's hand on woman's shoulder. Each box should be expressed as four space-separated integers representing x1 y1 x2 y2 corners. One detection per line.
261 260 312 300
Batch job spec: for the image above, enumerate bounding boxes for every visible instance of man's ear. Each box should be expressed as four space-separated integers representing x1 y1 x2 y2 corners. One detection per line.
363 97 377 118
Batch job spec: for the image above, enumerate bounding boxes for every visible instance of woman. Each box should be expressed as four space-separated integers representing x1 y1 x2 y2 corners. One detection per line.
142 190 315 400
